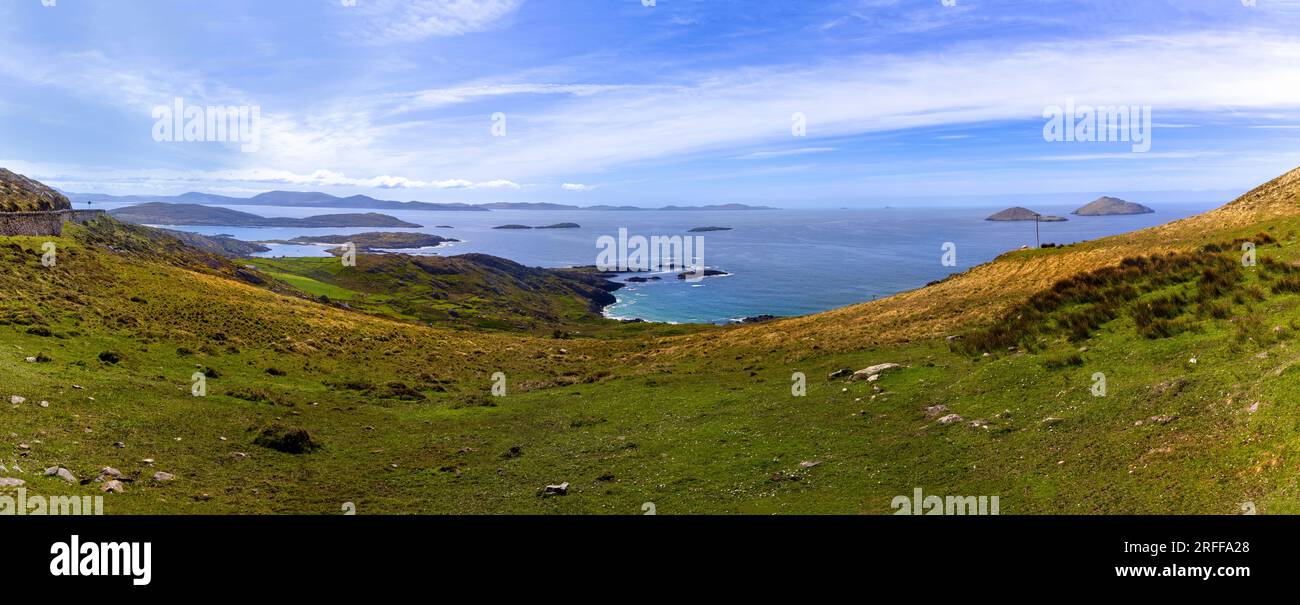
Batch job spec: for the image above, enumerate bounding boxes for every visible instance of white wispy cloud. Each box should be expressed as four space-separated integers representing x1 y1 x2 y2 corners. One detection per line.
735 147 836 160
7 19 1300 197
349 0 525 44
407 31 1300 180
560 183 591 191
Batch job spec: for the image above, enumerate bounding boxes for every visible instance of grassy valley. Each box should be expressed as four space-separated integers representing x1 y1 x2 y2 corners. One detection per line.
5 168 1300 514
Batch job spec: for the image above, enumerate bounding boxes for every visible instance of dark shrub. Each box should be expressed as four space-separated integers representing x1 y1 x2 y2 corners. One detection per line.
253 425 320 454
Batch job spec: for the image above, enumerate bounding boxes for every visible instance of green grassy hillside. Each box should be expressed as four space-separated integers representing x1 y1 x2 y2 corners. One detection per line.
0 168 72 212
5 168 1300 514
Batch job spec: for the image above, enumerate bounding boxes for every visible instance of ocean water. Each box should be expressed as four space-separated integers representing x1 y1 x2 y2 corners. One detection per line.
74 201 1219 324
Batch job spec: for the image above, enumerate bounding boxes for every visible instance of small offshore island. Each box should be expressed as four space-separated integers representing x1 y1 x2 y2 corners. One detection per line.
985 206 1068 222
493 223 582 230
276 232 460 251
1073 196 1155 215
688 226 733 232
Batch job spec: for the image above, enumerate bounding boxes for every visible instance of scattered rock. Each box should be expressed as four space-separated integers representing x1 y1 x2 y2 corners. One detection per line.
827 368 852 380
113 442 126 448
969 419 990 428
937 413 964 425
798 460 822 468
38 401 49 408
44 467 76 483
230 453 248 461
1041 417 1064 425
924 404 949 419
1248 402 1260 414
24 357 36 363
543 482 570 496
9 395 25 405
1149 414 1177 424
1153 378 1189 397
152 471 176 482
0 478 24 487
98 467 123 481
100 480 124 494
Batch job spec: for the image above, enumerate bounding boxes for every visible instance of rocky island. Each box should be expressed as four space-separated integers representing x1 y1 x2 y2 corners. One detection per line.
688 226 733 232
677 268 730 280
985 207 1068 222
110 202 422 228
284 232 460 251
1072 196 1154 216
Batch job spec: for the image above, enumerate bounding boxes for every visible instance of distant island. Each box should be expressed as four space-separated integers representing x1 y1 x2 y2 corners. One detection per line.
494 222 581 229
688 226 733 232
1072 196 1154 216
986 207 1068 222
677 269 730 279
280 232 459 250
109 202 422 228
66 189 775 212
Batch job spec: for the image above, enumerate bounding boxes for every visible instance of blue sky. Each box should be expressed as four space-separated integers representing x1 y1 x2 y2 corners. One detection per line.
1 0 1299 207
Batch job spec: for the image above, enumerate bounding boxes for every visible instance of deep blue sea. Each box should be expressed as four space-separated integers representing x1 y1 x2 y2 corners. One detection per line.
75 201 1219 324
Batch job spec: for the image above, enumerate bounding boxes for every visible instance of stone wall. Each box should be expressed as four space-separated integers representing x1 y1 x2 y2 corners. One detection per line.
0 210 105 237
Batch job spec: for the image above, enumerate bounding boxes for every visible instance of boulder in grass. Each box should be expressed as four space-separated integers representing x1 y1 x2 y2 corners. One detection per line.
852 363 902 381
44 466 76 483
543 482 570 496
